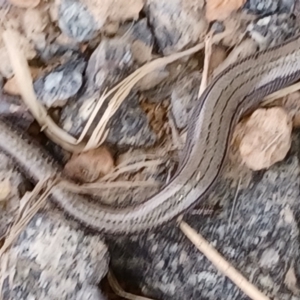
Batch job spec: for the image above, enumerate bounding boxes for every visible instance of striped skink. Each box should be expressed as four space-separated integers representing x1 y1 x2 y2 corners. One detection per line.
1 34 300 234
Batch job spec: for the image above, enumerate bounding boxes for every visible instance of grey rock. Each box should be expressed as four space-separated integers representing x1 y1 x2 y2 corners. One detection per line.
0 153 30 239
293 0 300 16
281 0 295 13
247 14 299 50
171 72 201 129
0 94 35 130
58 0 98 42
59 38 134 140
1 211 109 300
211 21 226 34
106 131 300 300
60 91 157 149
106 92 157 147
75 284 108 300
39 44 80 63
244 0 278 14
244 0 294 15
85 37 134 93
0 73 3 87
131 18 154 46
34 58 86 108
0 0 10 8
146 0 208 55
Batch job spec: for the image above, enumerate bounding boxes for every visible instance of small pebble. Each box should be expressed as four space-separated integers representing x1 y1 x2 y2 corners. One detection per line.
64 147 115 183
34 58 86 108
58 0 97 42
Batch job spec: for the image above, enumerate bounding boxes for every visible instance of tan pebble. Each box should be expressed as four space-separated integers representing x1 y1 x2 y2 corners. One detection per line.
64 147 114 182
238 107 292 171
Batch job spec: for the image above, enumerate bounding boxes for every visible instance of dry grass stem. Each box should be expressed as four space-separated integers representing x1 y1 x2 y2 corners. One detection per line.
0 178 56 257
262 82 300 105
100 159 164 182
179 221 270 300
107 270 156 300
228 177 241 226
2 30 85 152
198 33 213 97
59 180 159 195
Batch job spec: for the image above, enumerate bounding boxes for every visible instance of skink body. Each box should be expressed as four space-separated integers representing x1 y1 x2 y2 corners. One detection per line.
1 35 300 234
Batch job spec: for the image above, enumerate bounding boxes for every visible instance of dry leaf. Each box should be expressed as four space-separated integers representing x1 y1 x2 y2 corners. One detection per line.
206 0 246 22
64 147 115 182
9 0 40 8
282 91 300 128
3 77 20 96
0 178 11 202
238 107 292 171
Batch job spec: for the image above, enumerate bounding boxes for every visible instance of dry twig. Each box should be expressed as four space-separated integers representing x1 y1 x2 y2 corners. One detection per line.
179 221 270 300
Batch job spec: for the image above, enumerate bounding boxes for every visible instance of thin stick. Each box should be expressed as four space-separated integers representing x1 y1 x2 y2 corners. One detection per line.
198 33 213 98
168 111 183 150
100 159 163 182
262 81 300 105
228 177 241 226
179 221 270 300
